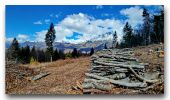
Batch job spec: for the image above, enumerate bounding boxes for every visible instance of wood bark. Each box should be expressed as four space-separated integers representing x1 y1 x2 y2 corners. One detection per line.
85 73 147 88
93 61 144 69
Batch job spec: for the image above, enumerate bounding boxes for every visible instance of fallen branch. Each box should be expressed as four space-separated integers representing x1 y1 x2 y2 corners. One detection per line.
29 72 50 81
128 66 159 83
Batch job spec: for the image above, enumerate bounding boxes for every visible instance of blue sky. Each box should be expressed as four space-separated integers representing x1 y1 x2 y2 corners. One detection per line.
6 5 163 43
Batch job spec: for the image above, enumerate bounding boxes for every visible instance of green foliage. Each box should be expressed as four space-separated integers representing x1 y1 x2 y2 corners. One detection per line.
59 50 65 59
123 22 133 47
112 31 118 48
142 8 150 45
30 56 38 65
72 48 78 58
8 38 20 60
65 53 72 58
53 48 60 61
45 23 56 61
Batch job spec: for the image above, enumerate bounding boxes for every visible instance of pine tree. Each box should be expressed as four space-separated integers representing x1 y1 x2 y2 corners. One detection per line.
59 50 65 59
112 31 118 48
24 45 31 63
38 49 45 62
30 46 37 61
123 22 133 47
90 47 94 56
8 38 20 61
142 8 150 45
72 48 78 58
53 48 60 61
45 23 56 62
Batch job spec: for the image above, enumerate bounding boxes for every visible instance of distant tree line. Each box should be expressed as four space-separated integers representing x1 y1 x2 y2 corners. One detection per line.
6 38 95 64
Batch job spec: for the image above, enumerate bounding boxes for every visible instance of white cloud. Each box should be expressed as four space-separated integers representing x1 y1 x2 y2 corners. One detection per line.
6 37 14 43
18 34 28 39
33 20 43 25
96 5 103 10
35 13 124 43
6 34 29 43
45 19 50 24
35 30 47 42
120 6 144 28
17 34 29 42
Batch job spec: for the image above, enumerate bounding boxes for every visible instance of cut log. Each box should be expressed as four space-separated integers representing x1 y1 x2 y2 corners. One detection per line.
128 66 159 83
114 56 137 61
93 61 144 69
29 72 50 81
106 73 126 80
83 79 113 91
85 73 147 88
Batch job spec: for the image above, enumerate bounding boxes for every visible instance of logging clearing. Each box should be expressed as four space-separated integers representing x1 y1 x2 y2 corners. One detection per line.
5 44 164 94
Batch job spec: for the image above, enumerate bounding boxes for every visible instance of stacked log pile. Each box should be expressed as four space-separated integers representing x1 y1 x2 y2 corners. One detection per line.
83 49 160 94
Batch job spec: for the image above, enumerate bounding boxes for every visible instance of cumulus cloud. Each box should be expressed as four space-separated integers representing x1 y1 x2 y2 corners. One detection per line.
35 13 124 43
120 6 144 29
35 30 47 42
34 6 163 44
33 20 43 25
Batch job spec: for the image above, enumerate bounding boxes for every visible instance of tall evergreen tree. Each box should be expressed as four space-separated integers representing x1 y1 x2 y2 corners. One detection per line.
45 23 56 62
72 48 78 58
123 22 133 47
24 45 31 63
30 46 37 60
59 50 65 59
8 38 20 61
142 8 150 45
112 31 118 48
90 47 94 56
38 49 45 62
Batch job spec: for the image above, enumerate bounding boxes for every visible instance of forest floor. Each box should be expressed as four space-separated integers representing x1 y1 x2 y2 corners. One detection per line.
5 44 164 95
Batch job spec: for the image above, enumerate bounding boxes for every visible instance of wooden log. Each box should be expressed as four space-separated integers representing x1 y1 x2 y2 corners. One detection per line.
93 61 144 69
85 73 147 88
128 66 159 83
83 79 113 91
106 73 126 80
30 72 50 81
114 56 138 61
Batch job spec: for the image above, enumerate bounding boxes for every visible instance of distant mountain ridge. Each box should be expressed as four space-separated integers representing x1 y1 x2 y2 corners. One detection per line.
5 39 113 53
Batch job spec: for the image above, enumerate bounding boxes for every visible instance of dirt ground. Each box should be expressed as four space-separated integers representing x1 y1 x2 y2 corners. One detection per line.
6 57 90 94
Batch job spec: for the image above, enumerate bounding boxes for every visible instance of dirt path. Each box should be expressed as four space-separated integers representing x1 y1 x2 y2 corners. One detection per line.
15 57 90 94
